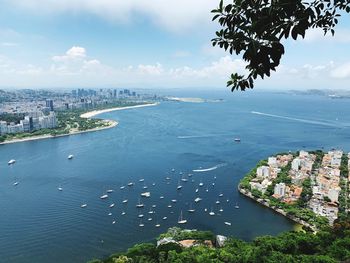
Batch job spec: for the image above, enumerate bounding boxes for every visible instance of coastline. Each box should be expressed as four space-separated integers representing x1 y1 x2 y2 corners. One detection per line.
80 102 159 118
0 103 158 145
238 187 316 231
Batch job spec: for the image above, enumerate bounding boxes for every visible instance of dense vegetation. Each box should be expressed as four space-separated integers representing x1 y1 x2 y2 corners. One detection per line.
89 219 350 263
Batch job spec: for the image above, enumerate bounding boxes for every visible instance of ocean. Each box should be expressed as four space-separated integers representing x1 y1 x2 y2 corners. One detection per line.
0 90 349 263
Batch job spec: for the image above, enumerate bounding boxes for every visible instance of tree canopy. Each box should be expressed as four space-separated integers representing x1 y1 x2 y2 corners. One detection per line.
211 0 350 91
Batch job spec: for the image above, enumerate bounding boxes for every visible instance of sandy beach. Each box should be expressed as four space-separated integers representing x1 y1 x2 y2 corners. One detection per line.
0 102 158 145
80 102 159 118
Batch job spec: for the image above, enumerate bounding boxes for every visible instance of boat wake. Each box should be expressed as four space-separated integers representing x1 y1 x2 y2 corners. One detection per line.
193 163 227 172
251 111 345 128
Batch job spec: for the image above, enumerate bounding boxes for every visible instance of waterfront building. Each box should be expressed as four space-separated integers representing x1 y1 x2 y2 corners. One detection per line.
257 166 270 178
274 183 286 198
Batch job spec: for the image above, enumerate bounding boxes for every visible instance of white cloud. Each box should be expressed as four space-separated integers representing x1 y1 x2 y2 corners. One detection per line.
330 62 350 79
137 63 163 75
6 0 217 32
1 42 19 47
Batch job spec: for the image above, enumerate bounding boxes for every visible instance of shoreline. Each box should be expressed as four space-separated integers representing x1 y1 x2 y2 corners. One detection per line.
0 103 158 145
238 187 317 232
80 102 159 118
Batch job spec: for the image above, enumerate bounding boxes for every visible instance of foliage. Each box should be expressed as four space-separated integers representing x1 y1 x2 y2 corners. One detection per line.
211 0 350 91
94 222 350 263
158 227 214 242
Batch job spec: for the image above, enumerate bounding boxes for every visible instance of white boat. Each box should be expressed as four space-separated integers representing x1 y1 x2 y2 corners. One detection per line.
81 204 87 208
112 221 116 224
177 210 187 224
120 186 126 189
13 182 19 186
68 155 74 160
212 183 215 186
199 182 204 187
107 189 114 193
139 221 144 227
187 203 195 213
136 199 144 208
166 177 171 180
219 207 223 212
108 212 112 216
152 183 156 186
235 203 240 209
226 199 230 203
139 179 145 182
138 214 144 218
195 188 199 193
234 138 241 142
143 186 148 189
8 159 16 165
109 203 115 208
155 224 160 227
209 209 215 216
148 209 154 214
216 200 220 204
206 188 209 193
57 187 63 191
171 199 177 203
163 216 167 220
171 168 175 172
181 178 188 182
100 194 108 199
224 222 232 226
219 193 224 197
148 218 152 221
121 211 126 215
160 196 164 199
177 184 182 190
122 199 128 204
127 182 134 187
141 192 151 198
194 197 202 203
167 204 172 208
204 208 208 212
152 205 157 208
188 173 192 177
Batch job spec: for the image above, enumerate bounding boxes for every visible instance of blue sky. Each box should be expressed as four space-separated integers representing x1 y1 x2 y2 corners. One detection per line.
0 0 349 90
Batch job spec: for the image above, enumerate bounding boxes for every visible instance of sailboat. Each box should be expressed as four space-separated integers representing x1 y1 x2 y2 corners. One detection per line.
224 222 232 226
194 197 202 203
8 159 16 165
187 203 195 213
81 204 87 208
139 220 144 227
109 203 115 208
57 187 63 191
177 210 187 224
219 207 223 212
127 182 134 187
100 194 108 199
67 155 74 160
121 211 126 216
139 179 145 182
199 180 204 187
122 199 128 204
136 198 144 208
107 189 114 193
155 223 160 227
235 202 240 209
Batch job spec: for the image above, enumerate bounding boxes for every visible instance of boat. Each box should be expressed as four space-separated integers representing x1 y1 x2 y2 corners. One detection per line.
57 187 63 191
148 218 152 221
148 209 154 214
139 220 144 227
224 222 232 226
216 200 220 204
176 181 183 190
8 159 16 165
141 192 151 198
121 211 126 215
143 186 148 189
212 183 215 186
107 189 114 193
204 208 208 212
81 204 87 208
205 187 209 192
171 199 177 203
194 197 202 203
177 210 187 224
112 221 116 224
234 138 241 142
109 203 115 208
122 199 128 204
68 155 74 160
195 188 199 193
181 178 188 182
100 194 108 199
199 181 204 187
209 208 215 216
139 179 145 182
188 173 192 177
187 203 195 213
171 168 175 172
152 183 156 186
120 185 126 189
136 199 144 208
167 204 172 208
152 204 157 208
166 177 171 180
219 193 224 197
13 181 19 186
138 214 144 218
226 199 230 203
108 212 112 216
127 182 134 187
235 203 240 209
155 223 160 227
162 216 167 220
160 196 164 199
219 207 223 212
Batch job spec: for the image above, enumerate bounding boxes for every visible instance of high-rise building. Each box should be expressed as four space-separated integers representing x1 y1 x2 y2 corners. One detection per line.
46 99 54 111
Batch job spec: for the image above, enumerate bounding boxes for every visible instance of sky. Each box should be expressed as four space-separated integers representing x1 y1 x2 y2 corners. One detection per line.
0 0 349 91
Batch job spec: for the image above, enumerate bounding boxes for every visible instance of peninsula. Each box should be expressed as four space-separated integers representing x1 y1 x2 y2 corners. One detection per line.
239 150 349 230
